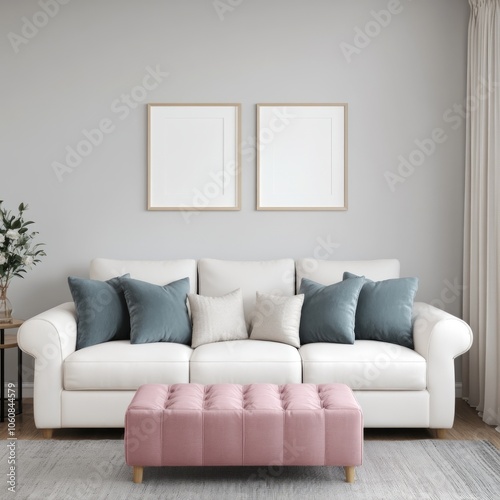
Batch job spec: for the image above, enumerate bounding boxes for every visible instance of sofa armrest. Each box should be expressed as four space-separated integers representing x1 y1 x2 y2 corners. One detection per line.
18 302 77 429
412 301 473 428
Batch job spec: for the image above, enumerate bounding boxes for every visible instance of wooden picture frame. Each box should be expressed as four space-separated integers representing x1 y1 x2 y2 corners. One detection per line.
257 103 347 210
148 103 241 210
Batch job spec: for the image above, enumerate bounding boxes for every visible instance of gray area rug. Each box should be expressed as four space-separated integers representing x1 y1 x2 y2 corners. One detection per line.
1 439 499 500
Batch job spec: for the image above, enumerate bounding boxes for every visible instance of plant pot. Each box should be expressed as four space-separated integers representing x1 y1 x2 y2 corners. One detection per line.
0 285 13 324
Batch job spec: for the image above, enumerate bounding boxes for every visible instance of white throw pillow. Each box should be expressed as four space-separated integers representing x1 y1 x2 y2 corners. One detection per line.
249 292 304 348
188 289 248 348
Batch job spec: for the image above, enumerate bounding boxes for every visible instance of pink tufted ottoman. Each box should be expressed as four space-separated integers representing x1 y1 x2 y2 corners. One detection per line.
125 383 363 484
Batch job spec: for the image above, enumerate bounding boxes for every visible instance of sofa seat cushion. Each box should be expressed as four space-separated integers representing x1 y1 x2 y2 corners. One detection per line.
190 340 302 384
300 340 426 390
64 340 193 390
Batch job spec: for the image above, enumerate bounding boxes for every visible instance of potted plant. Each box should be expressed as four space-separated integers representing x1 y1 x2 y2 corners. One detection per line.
0 201 46 323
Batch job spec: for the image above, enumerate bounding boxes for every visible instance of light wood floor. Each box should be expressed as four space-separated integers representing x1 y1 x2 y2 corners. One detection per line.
1 398 499 448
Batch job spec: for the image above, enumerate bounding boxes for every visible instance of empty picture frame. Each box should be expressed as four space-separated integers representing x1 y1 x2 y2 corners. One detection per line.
148 103 241 210
257 103 347 210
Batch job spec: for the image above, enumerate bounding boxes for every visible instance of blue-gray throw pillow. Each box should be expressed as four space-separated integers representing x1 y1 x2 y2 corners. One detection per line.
343 272 418 349
68 274 131 350
299 277 365 344
120 276 192 345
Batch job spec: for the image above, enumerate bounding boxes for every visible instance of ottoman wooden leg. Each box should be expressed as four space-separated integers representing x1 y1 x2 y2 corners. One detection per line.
133 466 144 484
344 466 355 483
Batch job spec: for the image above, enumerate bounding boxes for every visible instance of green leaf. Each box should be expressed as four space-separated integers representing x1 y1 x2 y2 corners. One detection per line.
0 201 46 279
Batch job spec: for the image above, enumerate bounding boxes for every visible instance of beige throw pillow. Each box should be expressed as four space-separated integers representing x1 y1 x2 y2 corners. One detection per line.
188 289 248 348
249 292 304 348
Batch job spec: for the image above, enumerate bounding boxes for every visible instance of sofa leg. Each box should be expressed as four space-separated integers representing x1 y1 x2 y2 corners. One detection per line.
133 466 143 484
435 429 447 439
344 466 355 483
41 429 53 439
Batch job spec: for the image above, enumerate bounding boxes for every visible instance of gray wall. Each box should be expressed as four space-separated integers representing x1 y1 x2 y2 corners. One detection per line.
1 0 469 386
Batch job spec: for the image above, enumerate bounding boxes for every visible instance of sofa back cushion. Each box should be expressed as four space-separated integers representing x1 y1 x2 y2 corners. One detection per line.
198 258 295 326
296 259 400 292
90 258 197 292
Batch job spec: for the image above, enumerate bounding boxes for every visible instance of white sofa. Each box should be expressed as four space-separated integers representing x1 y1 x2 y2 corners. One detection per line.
18 258 473 437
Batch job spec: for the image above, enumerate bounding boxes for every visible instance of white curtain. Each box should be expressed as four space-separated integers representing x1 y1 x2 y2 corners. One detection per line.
462 0 500 431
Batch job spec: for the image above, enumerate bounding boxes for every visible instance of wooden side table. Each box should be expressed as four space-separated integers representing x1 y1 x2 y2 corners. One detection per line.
0 319 23 422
